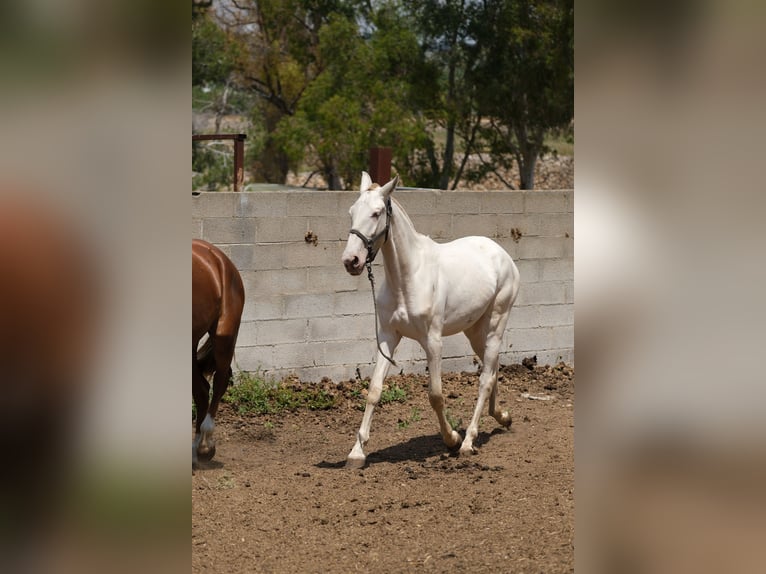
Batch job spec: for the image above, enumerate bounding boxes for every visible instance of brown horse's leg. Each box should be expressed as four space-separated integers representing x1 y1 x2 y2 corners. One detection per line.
192 349 211 465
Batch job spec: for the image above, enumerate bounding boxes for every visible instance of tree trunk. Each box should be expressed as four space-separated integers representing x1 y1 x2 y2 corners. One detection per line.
519 155 536 190
439 55 458 190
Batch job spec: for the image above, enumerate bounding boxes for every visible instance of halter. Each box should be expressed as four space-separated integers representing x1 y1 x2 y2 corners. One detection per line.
348 197 393 265
348 196 397 366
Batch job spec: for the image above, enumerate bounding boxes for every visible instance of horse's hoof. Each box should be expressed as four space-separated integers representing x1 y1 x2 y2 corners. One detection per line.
198 445 216 462
346 455 366 469
445 430 462 449
459 445 477 457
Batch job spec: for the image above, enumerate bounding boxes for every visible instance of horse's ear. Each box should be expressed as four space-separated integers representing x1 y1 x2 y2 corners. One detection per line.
360 171 373 192
379 174 399 197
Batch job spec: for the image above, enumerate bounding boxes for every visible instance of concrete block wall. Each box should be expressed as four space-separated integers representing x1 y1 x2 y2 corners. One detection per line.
192 189 573 382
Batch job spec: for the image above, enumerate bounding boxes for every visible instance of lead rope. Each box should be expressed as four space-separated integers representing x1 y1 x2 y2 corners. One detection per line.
364 258 397 367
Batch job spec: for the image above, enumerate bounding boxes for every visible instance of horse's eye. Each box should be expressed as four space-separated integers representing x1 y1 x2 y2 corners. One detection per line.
372 211 381 219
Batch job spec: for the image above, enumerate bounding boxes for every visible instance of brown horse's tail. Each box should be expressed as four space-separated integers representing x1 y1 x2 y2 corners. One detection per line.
196 336 216 379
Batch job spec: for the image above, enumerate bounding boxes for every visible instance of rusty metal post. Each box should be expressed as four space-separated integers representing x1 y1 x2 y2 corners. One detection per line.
233 134 246 191
192 133 247 190
368 147 392 185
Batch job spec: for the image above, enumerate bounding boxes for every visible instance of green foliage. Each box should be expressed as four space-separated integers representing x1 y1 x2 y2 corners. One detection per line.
469 0 574 188
191 0 573 189
224 372 337 415
274 11 427 189
380 384 408 404
192 16 237 86
398 406 422 429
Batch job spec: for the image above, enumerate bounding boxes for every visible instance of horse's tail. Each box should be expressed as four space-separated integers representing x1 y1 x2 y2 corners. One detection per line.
196 336 216 379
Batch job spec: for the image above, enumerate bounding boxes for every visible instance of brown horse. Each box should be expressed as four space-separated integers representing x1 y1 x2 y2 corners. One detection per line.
192 239 245 466
0 191 100 556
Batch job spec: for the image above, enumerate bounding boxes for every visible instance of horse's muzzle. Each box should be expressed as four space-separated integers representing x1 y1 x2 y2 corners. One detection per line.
343 255 365 275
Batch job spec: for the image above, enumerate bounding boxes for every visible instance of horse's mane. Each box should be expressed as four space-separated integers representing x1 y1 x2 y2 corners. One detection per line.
390 196 418 234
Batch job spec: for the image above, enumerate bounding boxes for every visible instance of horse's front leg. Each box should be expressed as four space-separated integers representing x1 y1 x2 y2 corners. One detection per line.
424 333 461 449
347 331 401 469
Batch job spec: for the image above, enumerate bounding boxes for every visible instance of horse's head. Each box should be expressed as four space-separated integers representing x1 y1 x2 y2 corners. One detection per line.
342 171 398 275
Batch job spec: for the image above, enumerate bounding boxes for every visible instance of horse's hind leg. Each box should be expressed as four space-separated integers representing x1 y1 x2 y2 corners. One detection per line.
199 334 236 461
424 332 461 450
192 349 210 467
461 306 512 456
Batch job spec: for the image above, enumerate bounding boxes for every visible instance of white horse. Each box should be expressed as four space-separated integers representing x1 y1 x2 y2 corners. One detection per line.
341 172 520 468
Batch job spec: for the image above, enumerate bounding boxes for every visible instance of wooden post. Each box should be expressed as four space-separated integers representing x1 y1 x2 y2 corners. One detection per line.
233 134 246 191
368 147 392 185
192 133 247 191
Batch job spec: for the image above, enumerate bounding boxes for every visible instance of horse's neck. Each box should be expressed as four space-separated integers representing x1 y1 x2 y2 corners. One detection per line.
380 200 428 288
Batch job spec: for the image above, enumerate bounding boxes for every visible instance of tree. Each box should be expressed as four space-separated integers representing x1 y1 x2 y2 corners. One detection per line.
470 0 573 189
274 8 427 189
402 0 484 190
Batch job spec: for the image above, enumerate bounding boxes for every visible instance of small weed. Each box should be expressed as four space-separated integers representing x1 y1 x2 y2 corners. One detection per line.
263 421 274 430
398 407 422 429
380 384 407 405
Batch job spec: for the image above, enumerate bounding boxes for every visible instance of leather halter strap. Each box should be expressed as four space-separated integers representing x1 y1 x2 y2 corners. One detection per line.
348 196 396 366
348 197 393 264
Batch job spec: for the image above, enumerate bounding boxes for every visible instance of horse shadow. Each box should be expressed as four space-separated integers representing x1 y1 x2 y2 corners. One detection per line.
315 426 510 469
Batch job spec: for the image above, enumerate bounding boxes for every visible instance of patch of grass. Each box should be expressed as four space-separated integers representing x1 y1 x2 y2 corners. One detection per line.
380 384 407 405
398 407 422 429
224 371 338 415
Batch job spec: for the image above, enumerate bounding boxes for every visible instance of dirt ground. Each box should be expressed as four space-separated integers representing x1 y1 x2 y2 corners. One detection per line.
192 362 574 573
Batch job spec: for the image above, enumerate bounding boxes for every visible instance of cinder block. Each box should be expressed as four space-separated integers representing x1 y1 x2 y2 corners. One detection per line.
517 236 567 260
551 325 574 349
284 293 335 319
515 281 567 306
514 259 540 283
334 291 377 316
495 213 533 239
236 321 259 347
507 305 540 329
232 345 273 374
192 192 237 218
540 259 573 281
481 192 525 215
203 217 256 245
434 192 482 215
396 191 437 215
306 216 350 243
538 304 574 327
192 219 202 238
284 242 340 269
565 281 574 304
442 357 480 375
324 340 378 366
508 327 552 352
495 238 522 260
307 266 365 294
528 213 574 237
442 335 472 359
272 341 326 369
256 318 307 345
287 192 341 216
242 268 308 296
241 295 284 321
230 243 284 271
413 214 453 239
524 191 571 214
236 192 288 218
452 214 498 238
256 216 309 243
308 315 371 342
